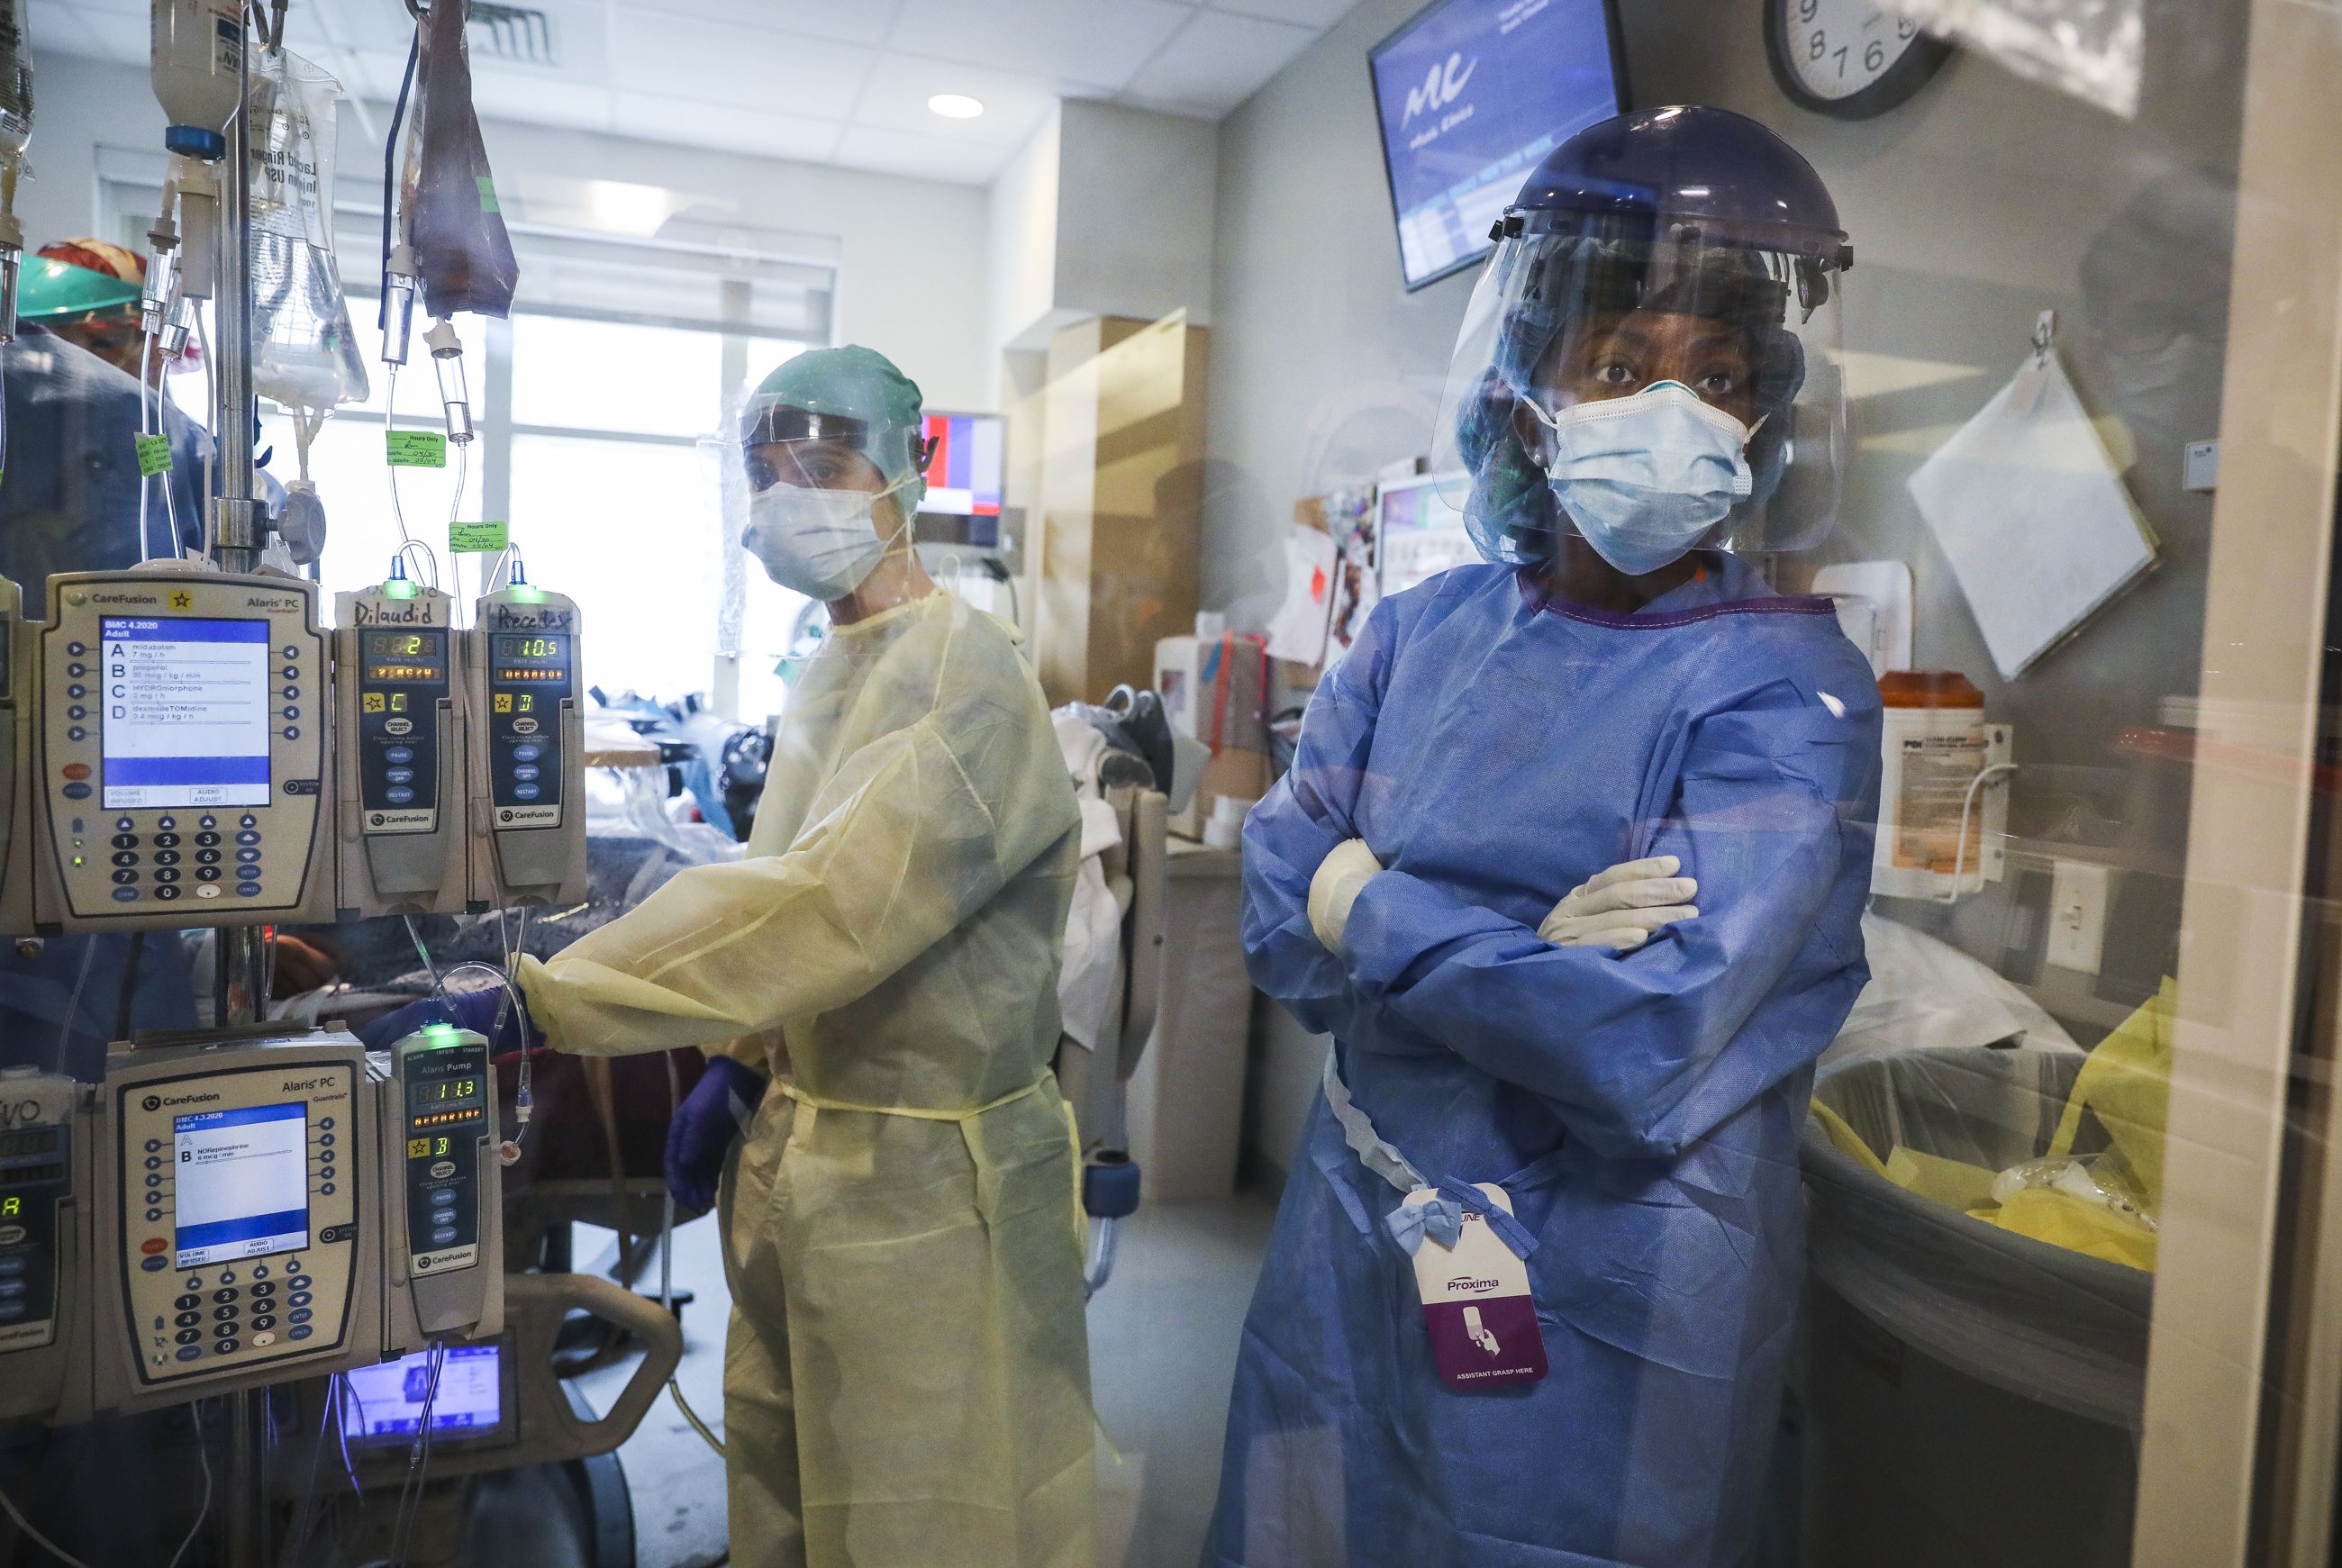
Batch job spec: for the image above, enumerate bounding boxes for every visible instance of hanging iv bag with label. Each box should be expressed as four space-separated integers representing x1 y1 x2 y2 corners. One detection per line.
248 48 368 414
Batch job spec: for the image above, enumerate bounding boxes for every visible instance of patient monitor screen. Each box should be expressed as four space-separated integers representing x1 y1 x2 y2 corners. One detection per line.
342 1346 504 1443
171 1103 309 1269
100 616 273 810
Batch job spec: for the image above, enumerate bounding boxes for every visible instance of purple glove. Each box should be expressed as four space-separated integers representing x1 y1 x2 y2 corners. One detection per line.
666 1055 766 1210
359 987 538 1053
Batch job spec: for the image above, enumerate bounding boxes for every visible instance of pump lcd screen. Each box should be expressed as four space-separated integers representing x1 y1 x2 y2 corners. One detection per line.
171 1103 309 1269
342 1346 504 1443
100 616 272 809
1369 0 1626 290
362 631 447 685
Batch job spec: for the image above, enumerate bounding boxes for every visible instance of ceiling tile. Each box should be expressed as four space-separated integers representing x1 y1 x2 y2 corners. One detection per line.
611 93 845 165
625 0 906 48
1206 0 1361 27
606 14 876 117
469 73 615 136
831 125 1013 186
886 0 1192 91
851 52 1060 147
299 0 425 58
1125 9 1315 115
27 0 144 61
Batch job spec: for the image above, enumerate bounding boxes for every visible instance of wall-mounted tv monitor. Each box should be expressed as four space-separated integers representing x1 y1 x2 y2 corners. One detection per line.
1368 0 1628 291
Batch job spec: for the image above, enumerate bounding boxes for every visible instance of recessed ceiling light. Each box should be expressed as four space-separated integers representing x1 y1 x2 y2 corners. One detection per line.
927 93 985 121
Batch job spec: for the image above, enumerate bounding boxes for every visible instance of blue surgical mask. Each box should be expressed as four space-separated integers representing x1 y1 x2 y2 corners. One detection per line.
1525 380 1758 576
744 484 897 601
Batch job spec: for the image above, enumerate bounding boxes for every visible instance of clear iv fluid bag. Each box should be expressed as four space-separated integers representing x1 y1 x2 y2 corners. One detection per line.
249 50 368 413
0 0 32 162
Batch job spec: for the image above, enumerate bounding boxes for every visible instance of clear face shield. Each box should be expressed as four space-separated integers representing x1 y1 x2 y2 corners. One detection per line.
1430 222 1847 569
704 401 933 607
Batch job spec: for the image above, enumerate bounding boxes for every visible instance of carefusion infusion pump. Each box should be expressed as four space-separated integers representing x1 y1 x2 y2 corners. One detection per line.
0 576 35 936
383 1023 503 1345
0 1071 89 1424
33 566 331 930
73 1025 500 1418
333 581 470 918
466 582 586 909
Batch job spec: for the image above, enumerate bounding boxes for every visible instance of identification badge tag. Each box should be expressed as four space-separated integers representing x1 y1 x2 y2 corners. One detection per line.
1402 1183 1548 1391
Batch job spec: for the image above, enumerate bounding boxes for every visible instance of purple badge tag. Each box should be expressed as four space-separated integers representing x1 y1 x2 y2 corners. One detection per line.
1402 1183 1548 1391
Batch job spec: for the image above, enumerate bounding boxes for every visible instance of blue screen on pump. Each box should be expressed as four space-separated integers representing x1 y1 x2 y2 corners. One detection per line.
1370 0 1622 290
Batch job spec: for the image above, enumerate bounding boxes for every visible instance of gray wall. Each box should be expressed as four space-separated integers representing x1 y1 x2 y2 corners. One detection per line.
1206 0 2250 1173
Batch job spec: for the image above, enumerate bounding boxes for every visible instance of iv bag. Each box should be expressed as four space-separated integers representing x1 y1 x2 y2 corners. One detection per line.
403 0 518 319
0 0 32 164
248 49 368 414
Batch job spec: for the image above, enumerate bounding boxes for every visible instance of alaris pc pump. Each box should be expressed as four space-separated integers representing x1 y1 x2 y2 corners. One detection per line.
32 564 333 930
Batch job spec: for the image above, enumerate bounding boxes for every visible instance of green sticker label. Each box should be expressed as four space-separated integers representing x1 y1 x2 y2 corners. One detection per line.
386 429 448 467
134 432 172 477
477 175 501 215
449 520 510 554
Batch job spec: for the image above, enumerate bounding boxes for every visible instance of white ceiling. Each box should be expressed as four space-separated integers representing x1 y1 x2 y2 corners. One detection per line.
33 0 1364 185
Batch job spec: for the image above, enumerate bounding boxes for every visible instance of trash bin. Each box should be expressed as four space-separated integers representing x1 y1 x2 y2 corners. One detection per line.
1795 1046 2153 1568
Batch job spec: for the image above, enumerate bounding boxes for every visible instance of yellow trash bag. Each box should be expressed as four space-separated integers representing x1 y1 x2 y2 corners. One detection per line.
1885 1146 2001 1212
1990 1184 2157 1272
2049 976 2176 1213
1809 1097 1890 1177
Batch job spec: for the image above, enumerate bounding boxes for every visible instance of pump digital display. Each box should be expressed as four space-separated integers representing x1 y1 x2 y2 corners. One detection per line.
410 1074 483 1117
491 634 568 684
0 1129 59 1159
493 636 563 662
170 1102 309 1268
99 617 272 810
362 631 448 685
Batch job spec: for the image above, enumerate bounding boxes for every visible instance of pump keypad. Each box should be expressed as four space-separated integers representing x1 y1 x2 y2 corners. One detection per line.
353 628 447 832
115 1065 358 1386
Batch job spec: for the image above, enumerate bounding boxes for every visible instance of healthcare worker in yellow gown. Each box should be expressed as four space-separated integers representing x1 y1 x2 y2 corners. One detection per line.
374 345 1094 1567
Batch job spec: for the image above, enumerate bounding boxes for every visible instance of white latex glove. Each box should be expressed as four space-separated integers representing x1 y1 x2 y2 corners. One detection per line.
1539 856 1699 952
1307 838 1384 953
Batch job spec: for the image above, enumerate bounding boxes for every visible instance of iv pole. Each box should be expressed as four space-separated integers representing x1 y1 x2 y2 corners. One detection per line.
209 12 277 1565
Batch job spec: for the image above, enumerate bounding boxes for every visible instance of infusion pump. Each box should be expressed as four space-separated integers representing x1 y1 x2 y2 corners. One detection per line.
32 566 332 931
467 584 586 910
0 562 593 934
0 1025 502 1424
334 583 470 919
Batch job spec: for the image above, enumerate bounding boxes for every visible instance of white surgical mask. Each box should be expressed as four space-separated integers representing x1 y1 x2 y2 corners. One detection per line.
743 485 896 601
1526 380 1758 576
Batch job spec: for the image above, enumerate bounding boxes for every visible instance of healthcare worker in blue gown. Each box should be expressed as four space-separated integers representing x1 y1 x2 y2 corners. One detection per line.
1203 106 1884 1568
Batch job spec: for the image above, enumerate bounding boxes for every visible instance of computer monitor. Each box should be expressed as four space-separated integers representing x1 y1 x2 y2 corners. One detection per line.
1376 473 1478 596
916 412 1005 548
1368 0 1628 291
340 1344 509 1447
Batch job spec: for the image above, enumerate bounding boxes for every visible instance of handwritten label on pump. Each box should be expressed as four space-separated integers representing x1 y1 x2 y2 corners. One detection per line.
449 521 510 554
134 433 173 476
386 430 448 467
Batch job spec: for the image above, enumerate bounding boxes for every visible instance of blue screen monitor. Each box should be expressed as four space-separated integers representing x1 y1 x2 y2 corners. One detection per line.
1369 0 1627 291
342 1346 506 1446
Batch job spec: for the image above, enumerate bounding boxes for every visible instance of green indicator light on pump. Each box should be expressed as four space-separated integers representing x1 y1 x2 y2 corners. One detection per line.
506 553 544 604
384 555 420 600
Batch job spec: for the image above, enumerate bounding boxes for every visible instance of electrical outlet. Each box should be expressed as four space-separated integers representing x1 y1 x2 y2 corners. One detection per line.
2047 861 2111 974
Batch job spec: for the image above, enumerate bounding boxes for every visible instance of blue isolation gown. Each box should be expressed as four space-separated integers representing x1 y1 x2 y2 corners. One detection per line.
1204 554 1882 1568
